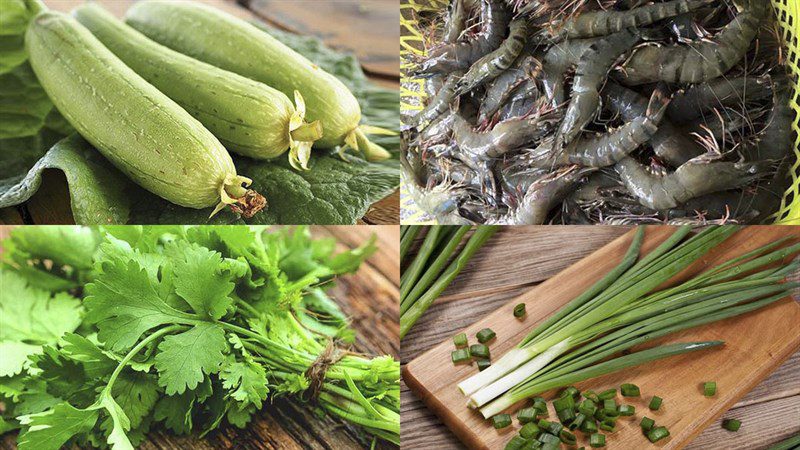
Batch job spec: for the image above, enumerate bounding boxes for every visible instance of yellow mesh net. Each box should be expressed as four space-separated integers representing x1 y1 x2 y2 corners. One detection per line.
400 0 800 224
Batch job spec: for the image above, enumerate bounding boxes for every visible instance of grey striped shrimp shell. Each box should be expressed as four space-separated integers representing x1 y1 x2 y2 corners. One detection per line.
411 71 463 131
540 37 598 106
739 77 794 161
555 0 713 39
603 82 703 166
489 166 590 224
415 0 511 75
615 156 773 209
478 55 538 122
443 0 469 43
455 17 530 95
667 76 773 123
452 108 559 159
619 0 771 84
554 28 641 148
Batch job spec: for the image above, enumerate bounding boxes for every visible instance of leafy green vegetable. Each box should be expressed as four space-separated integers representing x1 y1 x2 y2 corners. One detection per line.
1 225 398 448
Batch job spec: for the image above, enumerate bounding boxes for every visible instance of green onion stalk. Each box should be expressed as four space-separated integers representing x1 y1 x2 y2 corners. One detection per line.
456 226 799 418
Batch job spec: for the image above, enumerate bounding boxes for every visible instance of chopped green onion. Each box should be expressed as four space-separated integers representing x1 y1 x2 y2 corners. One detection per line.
583 390 599 402
620 383 640 397
520 422 541 439
598 389 617 400
569 413 586 431
580 418 598 434
647 426 670 443
602 398 617 412
532 397 548 416
514 303 526 318
518 407 538 424
561 386 581 399
703 381 717 397
493 414 512 429
453 333 468 348
766 433 800 450
589 433 606 447
722 419 741 431
640 416 655 431
538 433 560 444
504 435 527 450
649 396 663 410
599 419 616 432
553 396 576 423
618 405 635 416
451 349 470 364
477 328 497 343
526 439 543 450
477 359 492 372
538 419 563 436
578 399 597 416
470 344 490 359
559 430 577 445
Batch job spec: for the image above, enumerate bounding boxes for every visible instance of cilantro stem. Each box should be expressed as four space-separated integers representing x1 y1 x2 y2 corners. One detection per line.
105 324 186 392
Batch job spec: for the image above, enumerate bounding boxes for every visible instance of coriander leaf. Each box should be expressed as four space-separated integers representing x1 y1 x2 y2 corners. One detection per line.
327 233 377 275
97 390 134 450
0 341 39 377
29 346 97 407
154 323 227 395
152 379 212 434
4 224 99 270
0 270 82 343
220 360 268 409
59 334 117 379
84 259 195 351
225 403 256 428
0 416 19 434
109 372 159 429
169 242 235 319
17 402 99 450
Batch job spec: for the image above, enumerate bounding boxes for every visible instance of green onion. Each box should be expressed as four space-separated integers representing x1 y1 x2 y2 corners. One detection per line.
569 413 586 430
722 419 741 431
518 407 538 424
399 225 420 261
493 414 512 429
504 435 528 450
578 399 597 416
453 333 467 348
580 418 598 434
598 389 617 400
553 396 575 423
520 422 541 439
400 227 444 300
477 359 492 372
514 303 526 318
647 426 670 443
704 381 717 397
649 396 663 410
559 429 577 445
602 398 617 412
401 226 498 339
538 433 560 444
532 397 548 416
589 433 606 447
538 419 563 435
620 383 640 397
618 404 635 416
767 433 800 450
561 386 580 399
477 328 497 343
583 390 599 402
599 419 616 432
451 349 470 364
640 416 655 431
470 344 490 359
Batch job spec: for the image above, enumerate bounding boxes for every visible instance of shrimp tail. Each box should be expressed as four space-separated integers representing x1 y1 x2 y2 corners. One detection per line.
645 82 670 122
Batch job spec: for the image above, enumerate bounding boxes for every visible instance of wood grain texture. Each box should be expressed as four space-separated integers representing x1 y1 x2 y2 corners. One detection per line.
0 225 398 450
402 226 800 450
0 0 398 225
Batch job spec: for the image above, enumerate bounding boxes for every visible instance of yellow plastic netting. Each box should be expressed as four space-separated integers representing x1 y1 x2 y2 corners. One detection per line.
400 0 800 224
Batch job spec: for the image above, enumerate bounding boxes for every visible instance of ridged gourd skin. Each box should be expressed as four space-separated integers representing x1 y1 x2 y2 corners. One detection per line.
124 0 361 149
25 10 239 209
73 3 299 160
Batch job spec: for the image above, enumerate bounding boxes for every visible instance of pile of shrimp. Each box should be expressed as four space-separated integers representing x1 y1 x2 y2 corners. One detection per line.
401 0 795 225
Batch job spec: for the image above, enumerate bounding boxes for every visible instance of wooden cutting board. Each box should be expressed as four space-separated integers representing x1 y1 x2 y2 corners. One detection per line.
403 226 800 450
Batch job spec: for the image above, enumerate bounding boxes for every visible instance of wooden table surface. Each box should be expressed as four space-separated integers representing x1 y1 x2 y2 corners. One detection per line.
401 226 800 450
0 0 399 225
0 225 400 450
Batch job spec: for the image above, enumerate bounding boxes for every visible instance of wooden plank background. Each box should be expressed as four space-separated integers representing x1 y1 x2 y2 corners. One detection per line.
0 225 399 449
0 0 399 225
401 226 800 450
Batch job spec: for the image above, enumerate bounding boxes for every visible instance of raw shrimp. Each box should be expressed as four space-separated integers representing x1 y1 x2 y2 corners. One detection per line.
603 82 702 165
540 38 598 105
412 71 463 130
530 88 670 168
619 0 771 84
415 0 511 75
478 55 538 122
615 156 772 209
667 76 773 123
455 17 530 94
489 166 590 224
498 79 541 119
556 0 713 39
443 0 469 43
739 77 794 161
554 28 641 148
452 106 560 159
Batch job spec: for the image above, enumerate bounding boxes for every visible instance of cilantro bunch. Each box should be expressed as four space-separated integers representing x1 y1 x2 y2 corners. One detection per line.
0 226 400 448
